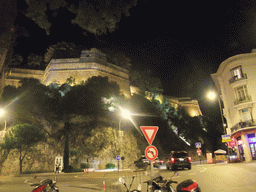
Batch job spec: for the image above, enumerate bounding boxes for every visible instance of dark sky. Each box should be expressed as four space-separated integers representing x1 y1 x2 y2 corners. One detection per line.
13 0 256 119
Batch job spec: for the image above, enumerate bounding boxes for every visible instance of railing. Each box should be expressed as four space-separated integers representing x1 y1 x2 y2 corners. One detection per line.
234 95 252 105
229 73 247 84
230 120 256 133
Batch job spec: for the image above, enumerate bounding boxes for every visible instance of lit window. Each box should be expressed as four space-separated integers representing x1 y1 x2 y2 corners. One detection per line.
231 66 243 79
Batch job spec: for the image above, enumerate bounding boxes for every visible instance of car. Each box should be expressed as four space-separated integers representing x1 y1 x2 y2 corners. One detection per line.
153 157 164 167
134 155 150 169
166 151 191 171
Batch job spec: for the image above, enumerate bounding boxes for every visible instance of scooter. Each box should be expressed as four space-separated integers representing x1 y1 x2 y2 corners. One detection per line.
144 172 201 192
30 178 59 192
119 176 141 192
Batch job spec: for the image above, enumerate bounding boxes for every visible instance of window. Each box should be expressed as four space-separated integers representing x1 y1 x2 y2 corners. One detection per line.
240 108 252 122
235 85 248 101
231 66 243 79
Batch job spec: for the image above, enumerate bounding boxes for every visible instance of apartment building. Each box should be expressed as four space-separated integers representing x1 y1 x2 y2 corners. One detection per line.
211 50 256 162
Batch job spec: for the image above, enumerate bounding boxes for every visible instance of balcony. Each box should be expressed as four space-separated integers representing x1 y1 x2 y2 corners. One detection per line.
230 120 256 134
229 73 247 84
234 95 252 105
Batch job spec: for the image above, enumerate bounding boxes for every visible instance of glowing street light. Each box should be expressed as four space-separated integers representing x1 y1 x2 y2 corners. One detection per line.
207 91 226 134
0 109 6 131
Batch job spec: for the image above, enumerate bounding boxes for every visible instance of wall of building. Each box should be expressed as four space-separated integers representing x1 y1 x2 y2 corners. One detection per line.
211 51 256 162
5 48 202 118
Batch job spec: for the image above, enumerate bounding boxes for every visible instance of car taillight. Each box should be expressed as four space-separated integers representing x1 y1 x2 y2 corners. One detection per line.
171 158 175 164
153 161 156 164
188 156 191 162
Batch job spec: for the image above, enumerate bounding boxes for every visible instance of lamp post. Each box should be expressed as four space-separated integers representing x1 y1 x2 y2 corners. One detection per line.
207 91 226 134
0 109 7 139
118 108 131 171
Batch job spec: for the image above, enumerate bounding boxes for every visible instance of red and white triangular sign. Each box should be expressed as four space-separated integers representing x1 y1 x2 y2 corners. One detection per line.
140 126 159 145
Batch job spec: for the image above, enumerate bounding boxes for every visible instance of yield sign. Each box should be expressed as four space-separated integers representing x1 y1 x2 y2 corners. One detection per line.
140 126 158 145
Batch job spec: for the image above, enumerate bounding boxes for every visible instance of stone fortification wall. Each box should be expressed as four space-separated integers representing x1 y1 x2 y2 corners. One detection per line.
4 48 131 97
5 68 45 87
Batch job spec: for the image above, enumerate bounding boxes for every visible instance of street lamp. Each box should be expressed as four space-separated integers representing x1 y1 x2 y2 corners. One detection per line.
0 109 6 131
207 91 226 134
118 108 131 171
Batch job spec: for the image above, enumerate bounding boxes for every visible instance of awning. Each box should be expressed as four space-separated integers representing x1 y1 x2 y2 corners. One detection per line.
214 149 227 154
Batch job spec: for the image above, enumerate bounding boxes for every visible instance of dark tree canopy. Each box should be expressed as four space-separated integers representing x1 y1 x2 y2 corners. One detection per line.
25 0 138 35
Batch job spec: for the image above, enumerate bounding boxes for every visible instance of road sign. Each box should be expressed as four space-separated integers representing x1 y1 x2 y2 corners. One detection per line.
197 148 202 154
140 126 159 145
195 142 201 148
145 145 158 161
222 134 231 142
116 155 121 161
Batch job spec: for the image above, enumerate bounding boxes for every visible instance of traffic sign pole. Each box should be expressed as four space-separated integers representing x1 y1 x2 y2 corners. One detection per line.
141 126 159 180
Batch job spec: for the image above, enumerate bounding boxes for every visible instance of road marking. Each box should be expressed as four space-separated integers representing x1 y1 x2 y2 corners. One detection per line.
188 173 196 175
200 167 206 172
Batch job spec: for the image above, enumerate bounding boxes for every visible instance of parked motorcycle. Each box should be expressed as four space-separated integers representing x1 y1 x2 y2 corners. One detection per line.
144 172 201 192
30 178 59 192
119 176 141 192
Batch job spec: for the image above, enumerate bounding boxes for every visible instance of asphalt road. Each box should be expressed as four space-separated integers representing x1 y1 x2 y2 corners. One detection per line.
1 162 256 192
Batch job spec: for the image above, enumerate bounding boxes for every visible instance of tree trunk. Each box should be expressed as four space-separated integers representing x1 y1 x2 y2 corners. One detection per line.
63 122 70 172
19 146 22 174
0 0 18 98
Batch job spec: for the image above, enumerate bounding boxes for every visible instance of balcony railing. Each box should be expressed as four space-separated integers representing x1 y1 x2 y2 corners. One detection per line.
229 73 247 84
230 120 256 134
234 95 252 105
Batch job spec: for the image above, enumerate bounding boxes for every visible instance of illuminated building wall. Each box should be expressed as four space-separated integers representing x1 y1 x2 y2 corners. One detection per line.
130 86 202 117
211 50 256 162
5 48 202 118
5 48 131 98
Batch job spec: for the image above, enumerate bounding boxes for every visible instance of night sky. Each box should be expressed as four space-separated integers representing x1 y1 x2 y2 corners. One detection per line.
13 0 256 120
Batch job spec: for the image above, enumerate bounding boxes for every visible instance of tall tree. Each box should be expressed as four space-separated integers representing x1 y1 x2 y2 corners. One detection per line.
0 0 137 97
2 124 46 173
43 76 121 171
130 69 163 98
27 53 43 68
9 54 23 66
25 0 137 35
44 41 81 63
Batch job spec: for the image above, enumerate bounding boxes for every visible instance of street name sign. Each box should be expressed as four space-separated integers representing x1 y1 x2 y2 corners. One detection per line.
222 134 231 142
145 145 158 161
140 126 159 145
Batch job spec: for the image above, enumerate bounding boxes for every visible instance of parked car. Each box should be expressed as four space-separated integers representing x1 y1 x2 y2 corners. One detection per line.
134 155 150 169
153 157 164 167
166 151 191 171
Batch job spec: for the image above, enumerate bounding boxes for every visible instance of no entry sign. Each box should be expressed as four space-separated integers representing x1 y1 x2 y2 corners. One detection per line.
145 145 158 161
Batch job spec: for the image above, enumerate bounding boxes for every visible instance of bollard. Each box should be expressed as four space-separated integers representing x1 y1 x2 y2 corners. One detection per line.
103 180 105 191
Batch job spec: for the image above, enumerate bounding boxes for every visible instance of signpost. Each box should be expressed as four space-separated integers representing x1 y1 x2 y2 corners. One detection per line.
140 126 159 178
145 145 158 161
197 148 202 155
195 142 201 148
140 126 158 145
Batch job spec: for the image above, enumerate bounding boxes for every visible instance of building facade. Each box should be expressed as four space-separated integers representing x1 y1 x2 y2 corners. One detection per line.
5 48 131 98
4 48 202 117
211 50 256 162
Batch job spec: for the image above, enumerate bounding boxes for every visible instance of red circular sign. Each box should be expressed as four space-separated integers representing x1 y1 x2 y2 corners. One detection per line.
145 145 158 161
197 149 202 154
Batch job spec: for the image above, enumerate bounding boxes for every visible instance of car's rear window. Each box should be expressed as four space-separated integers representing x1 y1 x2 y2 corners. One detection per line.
173 152 188 158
